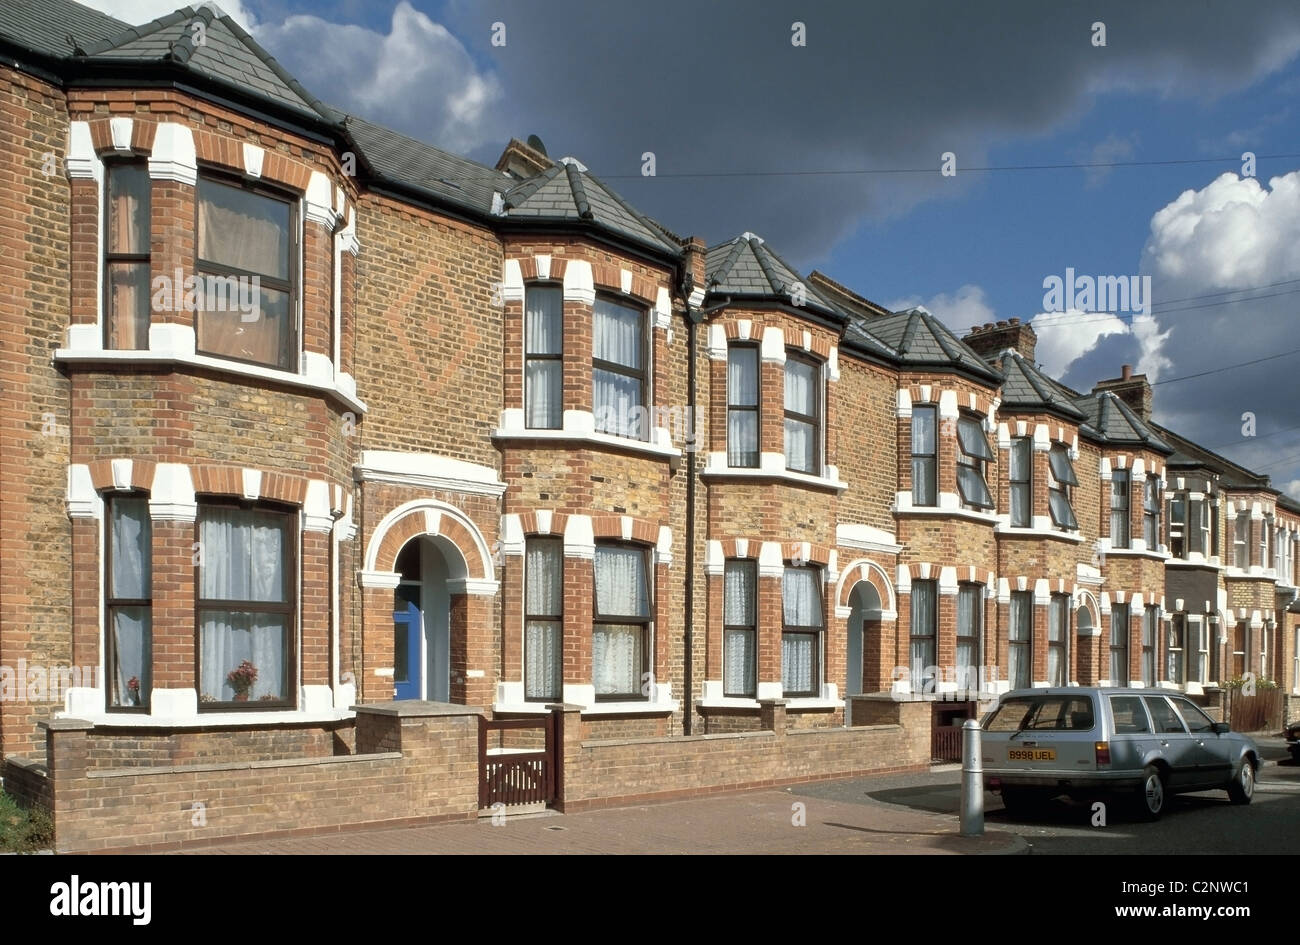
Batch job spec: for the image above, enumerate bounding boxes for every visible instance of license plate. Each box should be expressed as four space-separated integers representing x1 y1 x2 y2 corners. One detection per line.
1008 748 1056 762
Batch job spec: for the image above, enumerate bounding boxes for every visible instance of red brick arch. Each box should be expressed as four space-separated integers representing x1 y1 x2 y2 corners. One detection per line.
836 558 895 614
364 499 494 582
591 514 660 544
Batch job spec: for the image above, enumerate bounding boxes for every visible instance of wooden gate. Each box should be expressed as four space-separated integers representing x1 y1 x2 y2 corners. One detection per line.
478 713 559 811
1228 687 1284 733
931 701 975 762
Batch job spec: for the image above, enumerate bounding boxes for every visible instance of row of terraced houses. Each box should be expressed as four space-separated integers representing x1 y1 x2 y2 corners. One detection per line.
2 0 1298 851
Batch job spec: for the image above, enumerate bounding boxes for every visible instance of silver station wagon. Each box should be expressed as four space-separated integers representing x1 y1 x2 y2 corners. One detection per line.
981 687 1259 820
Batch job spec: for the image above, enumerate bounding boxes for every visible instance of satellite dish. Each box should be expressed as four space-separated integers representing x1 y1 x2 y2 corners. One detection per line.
527 134 547 156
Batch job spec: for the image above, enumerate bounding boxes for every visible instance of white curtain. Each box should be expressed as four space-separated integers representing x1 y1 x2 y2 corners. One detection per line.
783 360 816 472
200 509 285 602
782 634 813 694
593 625 642 696
782 567 822 627
525 287 562 428
594 546 648 617
910 580 936 673
525 540 562 699
1010 594 1031 688
110 498 151 706
198 177 289 278
727 348 758 466
1048 595 1067 686
956 585 980 680
198 509 288 701
593 298 644 438
1010 439 1031 525
724 562 756 695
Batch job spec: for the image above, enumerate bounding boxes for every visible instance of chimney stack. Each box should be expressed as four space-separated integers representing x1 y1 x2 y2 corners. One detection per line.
1093 364 1152 421
961 318 1037 362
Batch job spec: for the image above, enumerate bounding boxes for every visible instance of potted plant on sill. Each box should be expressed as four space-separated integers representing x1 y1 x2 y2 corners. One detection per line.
126 676 141 706
227 660 258 702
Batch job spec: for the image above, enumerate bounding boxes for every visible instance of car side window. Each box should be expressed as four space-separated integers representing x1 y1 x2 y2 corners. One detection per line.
1109 695 1151 734
1172 698 1216 734
1143 696 1187 734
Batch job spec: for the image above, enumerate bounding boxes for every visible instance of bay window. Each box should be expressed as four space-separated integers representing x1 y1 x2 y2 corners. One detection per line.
911 405 937 506
1166 612 1183 685
1048 593 1069 686
1008 436 1032 527
1142 606 1158 684
1048 444 1078 530
592 543 650 699
524 537 562 701
1169 494 1187 557
783 353 820 474
723 560 757 697
727 345 759 467
1234 514 1249 569
592 296 648 440
106 494 151 710
195 173 295 370
104 161 151 350
782 565 823 697
524 284 563 429
910 579 937 691
1009 591 1032 689
956 583 983 690
1110 470 1130 548
1110 603 1130 686
956 414 994 510
1143 475 1161 548
197 503 294 707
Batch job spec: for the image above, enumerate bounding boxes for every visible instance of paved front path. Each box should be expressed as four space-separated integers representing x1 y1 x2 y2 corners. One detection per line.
183 783 1025 855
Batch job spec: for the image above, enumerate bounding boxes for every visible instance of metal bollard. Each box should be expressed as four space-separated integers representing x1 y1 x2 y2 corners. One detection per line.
960 718 984 836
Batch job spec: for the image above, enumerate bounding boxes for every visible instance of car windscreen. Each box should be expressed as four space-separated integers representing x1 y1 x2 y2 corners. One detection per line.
983 695 1095 732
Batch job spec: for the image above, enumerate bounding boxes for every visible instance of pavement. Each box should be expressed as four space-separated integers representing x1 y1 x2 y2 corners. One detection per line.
180 783 1028 855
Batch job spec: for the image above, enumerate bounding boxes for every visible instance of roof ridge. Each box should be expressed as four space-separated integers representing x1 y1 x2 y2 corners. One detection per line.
708 236 749 289
564 160 594 220
77 5 189 55
214 6 334 122
503 164 562 209
897 310 921 354
579 168 681 250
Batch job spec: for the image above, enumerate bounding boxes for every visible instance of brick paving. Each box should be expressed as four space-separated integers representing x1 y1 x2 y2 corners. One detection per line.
180 785 1026 855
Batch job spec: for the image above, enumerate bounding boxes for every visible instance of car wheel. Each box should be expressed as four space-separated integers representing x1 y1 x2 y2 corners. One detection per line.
1135 765 1166 821
1227 757 1255 805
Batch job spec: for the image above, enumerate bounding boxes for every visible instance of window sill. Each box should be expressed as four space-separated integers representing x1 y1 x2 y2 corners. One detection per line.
994 524 1085 543
1224 566 1277 580
1166 557 1225 571
1101 547 1169 561
491 702 558 715
697 697 761 710
54 346 366 414
492 422 681 460
895 505 1000 525
784 697 845 711
701 453 846 492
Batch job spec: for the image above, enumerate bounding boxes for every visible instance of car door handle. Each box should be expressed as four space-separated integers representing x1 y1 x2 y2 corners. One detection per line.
1160 741 1169 747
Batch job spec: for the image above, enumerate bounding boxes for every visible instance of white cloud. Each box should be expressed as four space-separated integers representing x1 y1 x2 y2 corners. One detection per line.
258 2 502 153
1029 310 1131 378
79 0 256 32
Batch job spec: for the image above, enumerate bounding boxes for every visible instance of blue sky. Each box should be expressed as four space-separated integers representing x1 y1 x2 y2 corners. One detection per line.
87 0 1300 492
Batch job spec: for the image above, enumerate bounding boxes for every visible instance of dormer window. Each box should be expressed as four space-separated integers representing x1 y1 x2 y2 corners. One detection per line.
104 161 151 350
1048 444 1078 529
955 414 994 510
195 173 296 371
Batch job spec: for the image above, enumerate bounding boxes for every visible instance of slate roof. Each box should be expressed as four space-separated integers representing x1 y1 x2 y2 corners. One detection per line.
1150 422 1272 490
1072 390 1172 453
501 159 681 256
865 307 1002 384
993 349 1087 421
342 114 508 217
74 5 333 123
704 234 841 319
0 0 126 59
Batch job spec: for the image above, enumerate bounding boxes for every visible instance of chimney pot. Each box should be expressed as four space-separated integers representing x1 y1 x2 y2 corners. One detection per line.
996 320 1008 328
1009 317 1020 326
1121 364 1132 380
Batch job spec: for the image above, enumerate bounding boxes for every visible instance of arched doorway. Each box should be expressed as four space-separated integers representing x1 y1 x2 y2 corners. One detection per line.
392 535 459 702
846 581 883 723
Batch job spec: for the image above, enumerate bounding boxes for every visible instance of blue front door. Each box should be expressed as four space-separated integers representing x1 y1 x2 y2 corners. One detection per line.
394 586 422 700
